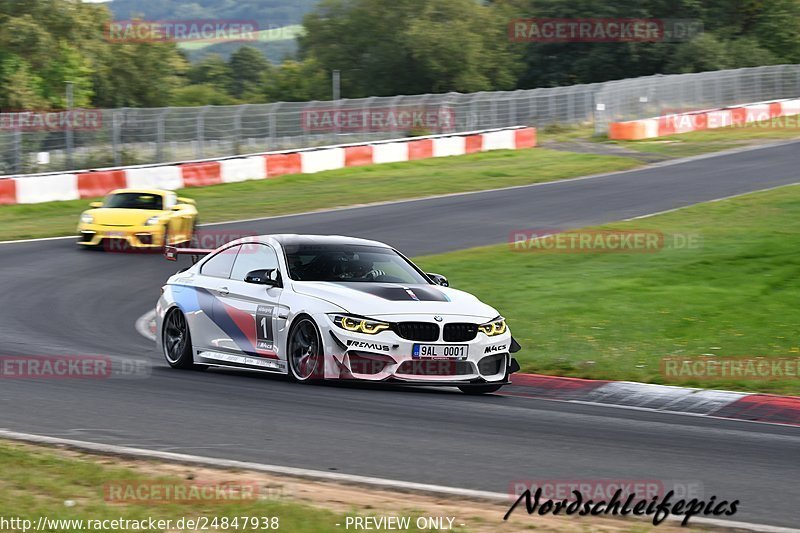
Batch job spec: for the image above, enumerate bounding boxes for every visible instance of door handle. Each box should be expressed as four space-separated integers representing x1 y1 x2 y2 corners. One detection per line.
217 287 229 296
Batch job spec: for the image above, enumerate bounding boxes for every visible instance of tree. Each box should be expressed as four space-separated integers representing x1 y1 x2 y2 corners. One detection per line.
300 0 519 97
170 84 239 106
0 0 189 109
264 58 329 102
228 46 273 99
187 54 233 92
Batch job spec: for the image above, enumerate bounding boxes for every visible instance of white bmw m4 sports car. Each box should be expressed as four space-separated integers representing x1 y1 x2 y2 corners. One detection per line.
156 234 521 394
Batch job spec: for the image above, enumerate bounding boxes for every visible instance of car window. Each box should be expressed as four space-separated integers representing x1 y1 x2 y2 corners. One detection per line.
284 244 429 284
103 192 163 210
230 244 280 282
200 245 239 279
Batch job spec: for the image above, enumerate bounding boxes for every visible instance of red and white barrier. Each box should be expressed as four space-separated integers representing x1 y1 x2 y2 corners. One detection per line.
125 166 183 191
0 126 536 205
220 156 266 183
300 147 346 174
609 98 800 140
16 174 79 204
432 136 466 158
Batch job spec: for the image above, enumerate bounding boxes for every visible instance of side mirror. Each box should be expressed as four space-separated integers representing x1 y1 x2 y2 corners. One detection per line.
245 269 282 288
177 197 196 205
89 201 102 208
427 272 449 287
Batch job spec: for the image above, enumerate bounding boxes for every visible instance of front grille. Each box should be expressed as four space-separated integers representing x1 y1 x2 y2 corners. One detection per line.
443 323 478 342
135 233 153 245
397 360 474 376
392 322 439 342
478 353 506 376
78 231 95 243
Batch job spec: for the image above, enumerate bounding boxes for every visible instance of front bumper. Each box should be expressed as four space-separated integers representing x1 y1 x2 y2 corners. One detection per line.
77 223 165 248
319 314 519 384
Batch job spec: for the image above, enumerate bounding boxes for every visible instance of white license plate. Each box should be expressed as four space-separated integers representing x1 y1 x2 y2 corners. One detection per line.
412 344 467 359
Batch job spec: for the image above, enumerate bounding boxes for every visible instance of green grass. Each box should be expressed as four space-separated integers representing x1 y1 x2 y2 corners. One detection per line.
618 115 800 158
0 148 639 241
415 184 800 395
0 442 439 533
538 115 800 159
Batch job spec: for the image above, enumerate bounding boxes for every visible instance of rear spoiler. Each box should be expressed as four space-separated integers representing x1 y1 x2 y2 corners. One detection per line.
164 245 213 264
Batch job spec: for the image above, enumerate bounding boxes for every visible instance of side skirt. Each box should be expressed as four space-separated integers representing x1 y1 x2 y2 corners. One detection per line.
196 350 288 374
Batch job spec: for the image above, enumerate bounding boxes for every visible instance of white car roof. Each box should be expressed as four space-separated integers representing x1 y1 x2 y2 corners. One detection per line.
265 234 391 249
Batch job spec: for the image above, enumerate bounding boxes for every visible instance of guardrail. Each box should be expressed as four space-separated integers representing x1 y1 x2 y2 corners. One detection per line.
0 126 536 205
608 98 800 139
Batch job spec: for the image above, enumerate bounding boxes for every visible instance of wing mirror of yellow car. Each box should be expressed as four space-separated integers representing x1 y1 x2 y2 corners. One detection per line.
177 197 196 205
89 201 102 208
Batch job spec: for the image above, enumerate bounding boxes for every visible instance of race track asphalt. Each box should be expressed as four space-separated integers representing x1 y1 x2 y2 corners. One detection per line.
1 141 799 528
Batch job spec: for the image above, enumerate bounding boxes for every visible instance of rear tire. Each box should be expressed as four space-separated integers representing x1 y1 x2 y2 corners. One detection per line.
287 316 323 383
163 308 195 369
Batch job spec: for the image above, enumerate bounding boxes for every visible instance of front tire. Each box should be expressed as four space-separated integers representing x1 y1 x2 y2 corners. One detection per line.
163 308 194 369
287 316 323 382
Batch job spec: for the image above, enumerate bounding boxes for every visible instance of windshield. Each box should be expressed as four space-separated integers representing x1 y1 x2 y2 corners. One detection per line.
284 244 429 284
103 193 163 210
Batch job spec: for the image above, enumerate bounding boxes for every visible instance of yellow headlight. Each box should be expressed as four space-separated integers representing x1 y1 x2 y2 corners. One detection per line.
336 315 390 335
479 318 507 336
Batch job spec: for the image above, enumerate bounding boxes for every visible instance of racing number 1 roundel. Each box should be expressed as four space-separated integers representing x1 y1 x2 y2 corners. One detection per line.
255 305 274 352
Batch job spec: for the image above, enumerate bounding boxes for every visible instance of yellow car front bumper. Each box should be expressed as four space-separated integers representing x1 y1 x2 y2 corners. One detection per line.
77 223 166 249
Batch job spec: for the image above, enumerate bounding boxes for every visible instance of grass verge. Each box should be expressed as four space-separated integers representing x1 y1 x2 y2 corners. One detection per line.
538 114 800 159
0 148 639 241
0 441 671 532
618 114 800 159
415 184 800 395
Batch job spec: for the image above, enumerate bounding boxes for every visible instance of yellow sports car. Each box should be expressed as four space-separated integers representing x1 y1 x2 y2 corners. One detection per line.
77 189 197 250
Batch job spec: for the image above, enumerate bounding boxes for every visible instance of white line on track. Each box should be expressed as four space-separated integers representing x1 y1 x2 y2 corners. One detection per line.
0 430 795 533
135 309 156 342
3 138 800 245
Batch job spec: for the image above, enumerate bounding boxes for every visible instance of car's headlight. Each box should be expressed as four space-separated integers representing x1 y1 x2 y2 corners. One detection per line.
80 213 93 224
145 216 161 226
479 317 507 336
330 314 390 335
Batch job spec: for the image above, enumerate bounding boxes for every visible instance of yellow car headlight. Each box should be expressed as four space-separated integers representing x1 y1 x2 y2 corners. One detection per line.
331 314 390 335
479 317 507 336
80 213 93 224
145 216 161 226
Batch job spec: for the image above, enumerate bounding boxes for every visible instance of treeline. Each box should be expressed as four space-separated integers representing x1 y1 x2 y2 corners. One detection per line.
1 0 798 110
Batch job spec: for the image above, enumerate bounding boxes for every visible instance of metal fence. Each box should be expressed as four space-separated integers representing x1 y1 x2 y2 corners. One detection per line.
1 64 798 175
592 64 800 133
